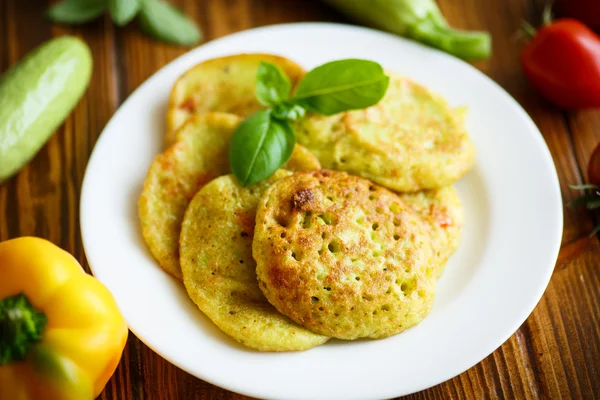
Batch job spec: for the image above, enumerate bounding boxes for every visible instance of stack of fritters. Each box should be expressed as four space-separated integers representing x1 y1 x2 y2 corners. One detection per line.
139 54 473 351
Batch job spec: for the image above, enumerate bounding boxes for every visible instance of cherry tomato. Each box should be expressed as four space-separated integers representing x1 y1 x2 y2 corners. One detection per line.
554 0 600 32
521 19 600 109
588 142 600 186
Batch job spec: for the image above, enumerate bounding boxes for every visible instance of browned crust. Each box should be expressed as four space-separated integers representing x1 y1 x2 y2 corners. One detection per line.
253 170 436 340
166 53 306 145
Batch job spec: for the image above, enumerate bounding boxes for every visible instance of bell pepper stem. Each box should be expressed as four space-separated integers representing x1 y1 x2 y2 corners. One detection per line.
0 292 47 364
408 18 492 61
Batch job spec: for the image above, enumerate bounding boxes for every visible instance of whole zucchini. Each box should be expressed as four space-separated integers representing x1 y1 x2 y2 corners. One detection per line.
0 36 92 182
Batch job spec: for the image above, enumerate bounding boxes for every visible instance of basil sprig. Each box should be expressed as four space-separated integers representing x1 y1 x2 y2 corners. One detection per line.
230 59 389 186
47 0 201 46
255 62 292 107
293 59 391 115
230 110 295 187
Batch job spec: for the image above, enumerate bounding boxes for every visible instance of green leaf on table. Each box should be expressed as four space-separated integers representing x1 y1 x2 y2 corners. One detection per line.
230 110 295 187
47 0 107 25
138 0 202 46
569 194 600 207
109 0 140 26
256 61 292 107
291 59 389 115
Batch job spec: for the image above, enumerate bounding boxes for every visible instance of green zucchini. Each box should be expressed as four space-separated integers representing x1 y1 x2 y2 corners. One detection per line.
0 36 92 182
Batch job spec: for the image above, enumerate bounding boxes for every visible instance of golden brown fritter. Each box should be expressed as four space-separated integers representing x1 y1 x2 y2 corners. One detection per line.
400 186 463 278
138 113 320 280
294 73 475 192
253 170 436 340
180 171 329 351
166 54 305 144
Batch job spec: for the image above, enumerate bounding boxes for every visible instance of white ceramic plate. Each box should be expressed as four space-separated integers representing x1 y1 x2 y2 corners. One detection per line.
80 23 563 400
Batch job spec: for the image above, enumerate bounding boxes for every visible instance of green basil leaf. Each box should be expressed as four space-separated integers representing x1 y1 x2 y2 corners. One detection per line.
109 0 140 26
272 103 306 121
255 61 292 107
138 0 202 46
47 0 107 24
230 110 295 187
292 59 389 115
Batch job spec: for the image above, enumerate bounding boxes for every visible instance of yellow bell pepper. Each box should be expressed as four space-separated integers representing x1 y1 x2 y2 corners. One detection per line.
0 237 128 399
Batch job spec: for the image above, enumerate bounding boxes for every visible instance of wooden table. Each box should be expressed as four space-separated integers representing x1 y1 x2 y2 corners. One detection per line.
1 0 599 398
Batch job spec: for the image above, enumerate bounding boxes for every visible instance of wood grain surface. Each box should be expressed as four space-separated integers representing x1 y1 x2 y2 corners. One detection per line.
1 0 599 398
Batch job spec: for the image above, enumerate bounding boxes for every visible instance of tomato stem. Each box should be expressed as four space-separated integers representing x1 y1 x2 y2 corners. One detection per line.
542 2 553 26
520 20 537 39
0 292 47 364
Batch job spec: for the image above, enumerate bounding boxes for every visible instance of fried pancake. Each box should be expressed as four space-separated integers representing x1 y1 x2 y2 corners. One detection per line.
138 113 320 280
166 54 305 144
400 186 463 278
294 73 475 192
253 170 436 340
180 171 329 351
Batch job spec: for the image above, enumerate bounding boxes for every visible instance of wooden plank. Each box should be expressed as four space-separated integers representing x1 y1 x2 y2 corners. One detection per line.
0 0 52 241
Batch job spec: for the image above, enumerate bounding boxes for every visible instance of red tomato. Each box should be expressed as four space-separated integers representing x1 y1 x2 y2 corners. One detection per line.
588 142 600 186
554 0 600 31
521 19 600 109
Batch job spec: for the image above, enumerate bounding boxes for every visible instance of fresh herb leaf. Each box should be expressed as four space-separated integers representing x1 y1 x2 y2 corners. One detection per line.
569 193 600 207
256 61 292 107
46 0 202 45
47 0 107 24
138 0 202 46
230 58 390 186
569 183 600 190
272 103 306 121
230 110 295 187
590 224 600 238
587 200 600 210
291 59 389 115
109 0 140 26
569 182 600 237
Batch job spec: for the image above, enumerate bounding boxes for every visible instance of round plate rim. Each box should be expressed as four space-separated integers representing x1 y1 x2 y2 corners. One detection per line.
80 21 563 400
